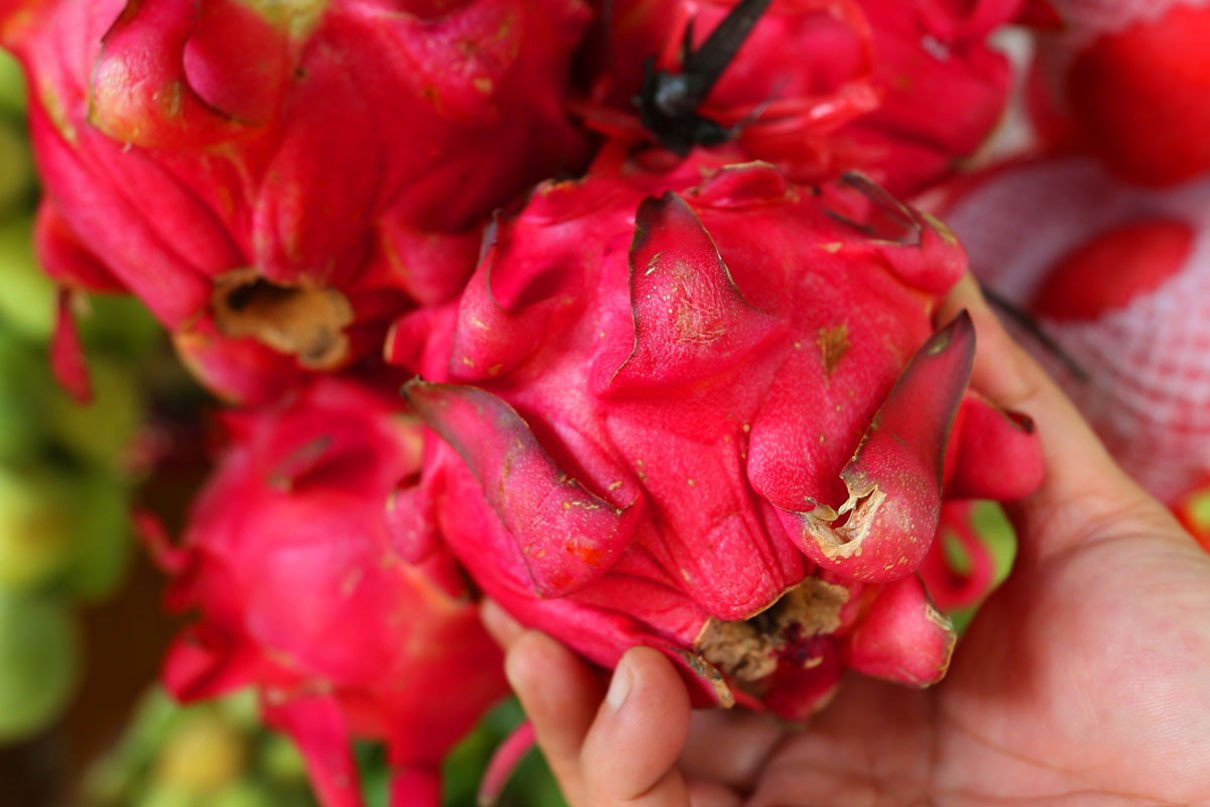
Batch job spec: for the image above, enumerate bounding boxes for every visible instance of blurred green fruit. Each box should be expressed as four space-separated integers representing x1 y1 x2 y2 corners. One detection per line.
84 689 182 806
80 294 163 356
86 690 323 807
0 592 79 742
0 216 56 340
0 336 51 460
154 710 246 795
46 355 144 469
211 781 275 807
135 782 206 807
0 120 33 217
61 472 131 601
219 689 260 732
260 733 308 784
0 49 25 114
0 466 79 591
0 465 131 599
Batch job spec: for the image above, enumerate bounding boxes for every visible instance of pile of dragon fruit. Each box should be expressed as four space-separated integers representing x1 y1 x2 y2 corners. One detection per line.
2 0 1208 803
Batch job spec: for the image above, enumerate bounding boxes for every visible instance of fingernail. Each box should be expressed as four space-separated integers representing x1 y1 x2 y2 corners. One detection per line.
606 653 634 712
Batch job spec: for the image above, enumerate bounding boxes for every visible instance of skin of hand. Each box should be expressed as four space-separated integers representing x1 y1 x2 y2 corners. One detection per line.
482 274 1210 807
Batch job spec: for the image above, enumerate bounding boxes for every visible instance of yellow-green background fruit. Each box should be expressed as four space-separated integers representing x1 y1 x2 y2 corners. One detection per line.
0 121 34 217
153 710 247 795
0 466 79 591
0 592 79 741
0 336 50 460
61 472 131 601
46 356 144 469
0 216 56 341
0 49 26 114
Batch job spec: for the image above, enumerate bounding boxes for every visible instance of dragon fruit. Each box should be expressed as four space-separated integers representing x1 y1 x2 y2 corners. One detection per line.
390 157 1043 717
146 379 508 807
847 0 1024 195
1028 0 1210 186
581 0 1019 196
1 0 590 402
941 154 1210 503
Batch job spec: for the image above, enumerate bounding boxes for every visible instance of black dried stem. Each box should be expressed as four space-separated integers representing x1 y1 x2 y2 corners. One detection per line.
635 0 773 154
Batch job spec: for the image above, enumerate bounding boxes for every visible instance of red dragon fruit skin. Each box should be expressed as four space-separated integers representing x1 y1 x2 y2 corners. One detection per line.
1 0 591 403
392 159 1043 717
148 379 508 807
845 0 1022 195
583 0 1019 196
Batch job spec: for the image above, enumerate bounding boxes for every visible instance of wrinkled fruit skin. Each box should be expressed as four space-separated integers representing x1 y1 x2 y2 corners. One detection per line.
582 0 1017 195
154 379 507 807
2 0 590 403
393 158 1043 717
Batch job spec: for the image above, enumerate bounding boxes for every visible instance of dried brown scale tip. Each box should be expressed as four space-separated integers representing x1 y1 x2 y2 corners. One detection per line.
789 313 975 582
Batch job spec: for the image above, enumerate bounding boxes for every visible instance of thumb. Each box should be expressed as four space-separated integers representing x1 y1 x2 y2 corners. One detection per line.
936 275 1192 564
578 647 693 806
505 635 693 807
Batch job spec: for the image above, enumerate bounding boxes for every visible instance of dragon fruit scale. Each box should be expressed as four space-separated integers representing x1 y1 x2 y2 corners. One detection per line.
146 379 508 807
1 0 591 403
391 159 1043 718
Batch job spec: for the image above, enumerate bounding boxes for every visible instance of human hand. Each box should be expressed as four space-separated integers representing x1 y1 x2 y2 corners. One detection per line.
484 275 1210 806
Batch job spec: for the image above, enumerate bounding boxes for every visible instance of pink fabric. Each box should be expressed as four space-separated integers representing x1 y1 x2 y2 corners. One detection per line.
942 156 1210 501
